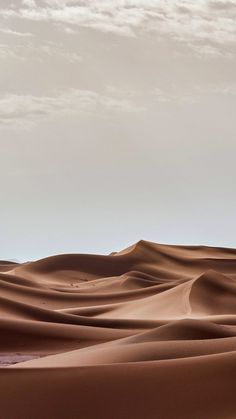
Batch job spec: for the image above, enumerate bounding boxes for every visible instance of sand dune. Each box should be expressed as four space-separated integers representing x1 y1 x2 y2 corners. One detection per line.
1 240 236 418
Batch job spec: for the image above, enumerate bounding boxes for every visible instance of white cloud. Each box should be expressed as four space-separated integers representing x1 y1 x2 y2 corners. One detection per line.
0 43 25 60
0 88 143 128
22 0 36 7
153 87 196 104
0 39 82 63
38 41 83 62
1 82 235 130
211 82 236 94
208 1 236 10
153 81 236 104
0 27 33 37
0 0 235 55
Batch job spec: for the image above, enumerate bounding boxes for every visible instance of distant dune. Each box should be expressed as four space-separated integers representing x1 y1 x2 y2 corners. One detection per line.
1 240 236 418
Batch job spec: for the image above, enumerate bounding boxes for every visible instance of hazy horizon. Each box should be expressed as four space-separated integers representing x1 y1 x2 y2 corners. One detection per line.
1 0 236 261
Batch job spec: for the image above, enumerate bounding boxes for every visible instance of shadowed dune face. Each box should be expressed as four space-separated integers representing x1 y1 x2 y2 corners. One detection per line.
1 241 236 418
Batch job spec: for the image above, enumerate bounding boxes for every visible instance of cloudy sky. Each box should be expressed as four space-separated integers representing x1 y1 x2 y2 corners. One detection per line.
1 0 236 260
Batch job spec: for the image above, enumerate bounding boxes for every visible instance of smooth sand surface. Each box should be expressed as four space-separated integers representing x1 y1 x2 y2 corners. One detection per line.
1 240 236 418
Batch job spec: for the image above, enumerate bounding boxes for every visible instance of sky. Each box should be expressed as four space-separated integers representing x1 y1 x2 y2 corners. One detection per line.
0 0 236 261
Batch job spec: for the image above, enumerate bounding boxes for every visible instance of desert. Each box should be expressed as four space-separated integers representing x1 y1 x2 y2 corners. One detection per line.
1 241 236 418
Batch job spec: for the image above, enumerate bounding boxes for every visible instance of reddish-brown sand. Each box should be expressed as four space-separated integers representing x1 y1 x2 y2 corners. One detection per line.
1 240 236 418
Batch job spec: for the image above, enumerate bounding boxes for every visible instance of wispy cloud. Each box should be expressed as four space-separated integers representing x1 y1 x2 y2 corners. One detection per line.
38 42 82 62
1 82 235 130
0 1 235 55
0 27 33 37
208 1 236 10
22 0 37 6
0 39 82 63
0 88 143 128
0 43 25 60
153 81 236 104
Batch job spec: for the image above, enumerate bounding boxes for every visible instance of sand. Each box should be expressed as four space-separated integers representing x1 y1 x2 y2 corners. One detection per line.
1 240 236 418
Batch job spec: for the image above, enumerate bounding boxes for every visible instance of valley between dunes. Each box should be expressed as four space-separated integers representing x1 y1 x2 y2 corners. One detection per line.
1 240 236 419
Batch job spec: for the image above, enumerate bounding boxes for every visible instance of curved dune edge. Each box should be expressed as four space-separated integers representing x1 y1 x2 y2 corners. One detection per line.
1 240 236 418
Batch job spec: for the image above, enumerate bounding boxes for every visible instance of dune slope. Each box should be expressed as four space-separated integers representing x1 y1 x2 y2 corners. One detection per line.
1 240 236 418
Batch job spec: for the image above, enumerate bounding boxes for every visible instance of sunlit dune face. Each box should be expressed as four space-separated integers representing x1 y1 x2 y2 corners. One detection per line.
1 242 236 418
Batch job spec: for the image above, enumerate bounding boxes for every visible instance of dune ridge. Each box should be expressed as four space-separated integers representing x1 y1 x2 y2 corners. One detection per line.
1 240 236 418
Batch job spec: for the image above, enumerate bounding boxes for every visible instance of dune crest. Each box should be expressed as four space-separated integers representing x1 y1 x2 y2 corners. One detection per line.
1 241 236 418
